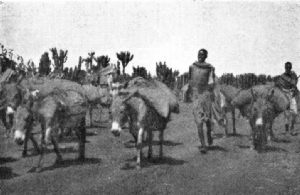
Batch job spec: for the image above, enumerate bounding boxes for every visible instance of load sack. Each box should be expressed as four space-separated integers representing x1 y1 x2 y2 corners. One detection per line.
232 84 290 113
125 77 179 118
21 77 83 97
0 68 16 84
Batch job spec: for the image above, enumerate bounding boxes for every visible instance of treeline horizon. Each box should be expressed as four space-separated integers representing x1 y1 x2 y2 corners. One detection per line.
1 44 282 90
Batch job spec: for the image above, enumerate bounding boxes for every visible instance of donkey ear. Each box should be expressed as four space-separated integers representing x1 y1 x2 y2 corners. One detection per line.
250 88 258 101
123 90 139 103
118 89 131 97
16 74 24 85
267 88 275 100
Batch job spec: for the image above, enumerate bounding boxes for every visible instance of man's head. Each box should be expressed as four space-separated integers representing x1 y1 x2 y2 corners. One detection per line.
285 62 292 74
198 49 208 63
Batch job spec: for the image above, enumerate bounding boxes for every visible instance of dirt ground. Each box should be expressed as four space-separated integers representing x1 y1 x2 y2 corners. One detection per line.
1 102 300 195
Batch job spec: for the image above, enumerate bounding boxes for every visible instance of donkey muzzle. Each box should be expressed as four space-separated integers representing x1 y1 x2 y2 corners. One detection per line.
111 121 121 137
111 129 120 137
6 106 15 115
14 130 25 145
255 117 263 127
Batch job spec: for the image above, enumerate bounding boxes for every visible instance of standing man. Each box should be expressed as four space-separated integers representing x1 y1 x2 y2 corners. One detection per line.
189 49 224 153
275 62 298 135
189 49 215 98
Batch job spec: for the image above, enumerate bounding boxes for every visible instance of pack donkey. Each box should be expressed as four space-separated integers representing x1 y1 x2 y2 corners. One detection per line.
214 84 242 136
231 85 297 150
4 77 110 156
110 77 179 169
14 88 88 172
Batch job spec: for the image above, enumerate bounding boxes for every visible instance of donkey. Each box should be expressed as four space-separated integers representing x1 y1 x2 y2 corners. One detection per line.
110 91 169 169
3 77 110 156
215 84 242 136
247 88 276 151
13 88 87 172
232 85 293 142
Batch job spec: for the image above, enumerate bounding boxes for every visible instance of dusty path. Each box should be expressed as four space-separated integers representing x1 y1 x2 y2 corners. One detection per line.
1 103 300 194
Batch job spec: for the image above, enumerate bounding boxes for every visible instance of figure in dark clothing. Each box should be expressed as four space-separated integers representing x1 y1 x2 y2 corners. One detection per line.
275 62 298 135
275 62 298 114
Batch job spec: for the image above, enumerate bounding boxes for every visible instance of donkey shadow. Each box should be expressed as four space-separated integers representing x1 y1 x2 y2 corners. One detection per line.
206 145 228 152
0 167 19 180
28 157 101 173
258 146 288 153
271 137 291 143
24 146 81 158
121 156 186 170
0 157 18 165
123 140 182 148
236 145 288 153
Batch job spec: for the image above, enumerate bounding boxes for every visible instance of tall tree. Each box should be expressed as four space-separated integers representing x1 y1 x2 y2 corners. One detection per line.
50 48 68 73
116 51 134 75
93 55 110 71
38 52 51 76
156 61 178 89
82 51 95 73
132 66 149 79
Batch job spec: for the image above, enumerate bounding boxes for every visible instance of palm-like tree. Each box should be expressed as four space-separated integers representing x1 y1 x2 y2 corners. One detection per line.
116 51 134 75
93 55 110 71
50 47 68 72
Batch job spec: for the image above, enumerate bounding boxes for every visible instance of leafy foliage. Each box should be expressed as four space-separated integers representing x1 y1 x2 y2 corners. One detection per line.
156 61 179 89
38 52 51 76
132 66 151 79
116 51 134 75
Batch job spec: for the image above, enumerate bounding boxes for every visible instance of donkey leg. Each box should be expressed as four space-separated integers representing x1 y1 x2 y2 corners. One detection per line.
8 113 14 137
78 118 86 161
147 130 153 159
232 109 237 135
159 130 164 159
290 114 297 136
35 139 46 172
29 134 40 155
1 110 9 138
89 106 93 127
136 127 144 169
285 124 290 133
23 122 34 157
269 122 276 141
223 116 229 137
22 132 29 157
197 122 207 153
51 136 62 163
206 121 213 146
249 125 255 150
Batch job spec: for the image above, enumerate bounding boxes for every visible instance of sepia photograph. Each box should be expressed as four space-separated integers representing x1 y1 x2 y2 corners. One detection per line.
0 0 300 194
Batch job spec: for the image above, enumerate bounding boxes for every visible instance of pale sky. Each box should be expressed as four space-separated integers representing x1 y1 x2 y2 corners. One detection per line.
1 0 300 80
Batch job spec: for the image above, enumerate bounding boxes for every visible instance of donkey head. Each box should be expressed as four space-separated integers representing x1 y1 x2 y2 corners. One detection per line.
249 88 275 150
13 88 39 145
14 104 34 145
110 90 137 137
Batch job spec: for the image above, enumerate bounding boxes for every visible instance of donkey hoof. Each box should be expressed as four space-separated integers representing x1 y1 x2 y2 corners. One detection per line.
136 164 141 170
199 147 207 154
36 167 42 173
55 157 63 164
22 152 27 158
77 156 85 162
